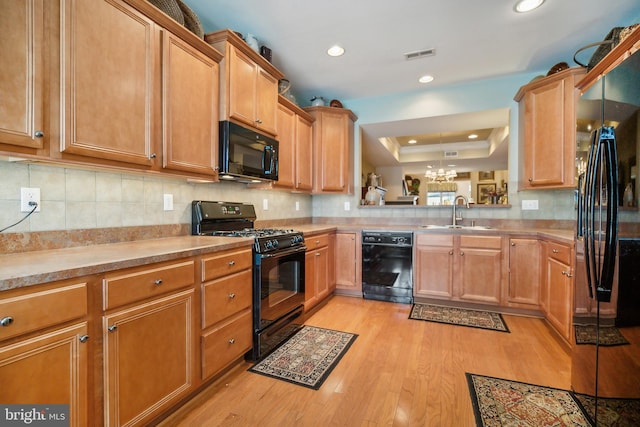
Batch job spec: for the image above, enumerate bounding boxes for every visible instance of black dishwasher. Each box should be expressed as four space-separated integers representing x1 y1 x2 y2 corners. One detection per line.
362 231 413 304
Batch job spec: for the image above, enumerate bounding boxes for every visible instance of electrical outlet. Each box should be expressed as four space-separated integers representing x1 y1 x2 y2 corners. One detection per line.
295 201 300 211
522 199 539 210
163 194 173 211
344 201 351 211
262 199 269 210
21 187 41 212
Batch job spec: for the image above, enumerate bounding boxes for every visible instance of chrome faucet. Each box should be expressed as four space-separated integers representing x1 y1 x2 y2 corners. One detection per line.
452 195 469 227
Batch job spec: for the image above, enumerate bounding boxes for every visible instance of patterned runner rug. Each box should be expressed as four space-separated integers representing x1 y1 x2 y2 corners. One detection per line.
249 325 357 390
574 324 630 346
466 373 591 426
409 303 509 332
574 392 640 426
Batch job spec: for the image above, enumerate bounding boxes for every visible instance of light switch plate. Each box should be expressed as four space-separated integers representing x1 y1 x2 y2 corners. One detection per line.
262 199 269 210
522 199 539 210
163 193 173 211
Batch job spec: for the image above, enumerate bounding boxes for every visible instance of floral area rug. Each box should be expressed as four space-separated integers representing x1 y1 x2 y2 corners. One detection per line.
248 325 357 390
409 303 509 332
574 325 630 346
466 373 591 426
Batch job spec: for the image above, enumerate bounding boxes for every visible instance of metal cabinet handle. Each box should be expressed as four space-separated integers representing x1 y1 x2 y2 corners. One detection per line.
552 249 559 254
108 325 117 332
154 279 163 285
449 250 453 255
228 338 235 344
459 251 464 256
511 242 516 246
79 335 89 343
528 178 533 182
255 119 263 124
228 293 236 299
0 316 14 327
566 273 573 278
228 260 236 266
34 130 44 138
316 252 321 257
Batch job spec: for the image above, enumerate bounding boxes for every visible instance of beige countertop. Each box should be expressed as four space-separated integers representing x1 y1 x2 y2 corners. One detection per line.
0 224 577 292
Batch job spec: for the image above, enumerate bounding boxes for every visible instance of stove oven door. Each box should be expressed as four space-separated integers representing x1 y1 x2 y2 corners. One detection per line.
252 245 306 358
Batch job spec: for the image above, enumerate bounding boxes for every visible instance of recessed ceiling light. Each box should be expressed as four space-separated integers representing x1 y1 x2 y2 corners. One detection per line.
327 45 345 57
418 75 434 84
468 134 478 139
514 0 545 13
408 139 417 144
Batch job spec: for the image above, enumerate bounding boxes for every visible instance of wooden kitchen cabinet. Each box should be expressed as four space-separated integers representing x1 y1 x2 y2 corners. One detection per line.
544 241 574 343
200 248 253 380
205 30 283 136
305 233 335 311
102 259 196 427
275 96 315 191
507 237 541 308
0 280 90 426
304 106 358 194
415 233 503 305
335 231 361 296
0 0 45 152
514 67 585 190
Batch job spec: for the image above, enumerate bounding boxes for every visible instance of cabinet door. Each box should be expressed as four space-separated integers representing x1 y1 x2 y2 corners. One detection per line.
314 246 330 300
104 289 194 427
335 232 359 293
274 103 295 189
0 0 44 149
457 247 502 305
414 244 454 299
254 68 278 135
162 31 218 175
0 323 88 427
304 250 317 310
228 47 256 127
546 258 572 341
295 115 314 191
315 110 349 192
60 0 156 166
508 238 540 307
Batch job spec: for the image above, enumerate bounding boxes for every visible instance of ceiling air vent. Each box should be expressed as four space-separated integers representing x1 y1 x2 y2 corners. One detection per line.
443 150 458 158
404 48 436 60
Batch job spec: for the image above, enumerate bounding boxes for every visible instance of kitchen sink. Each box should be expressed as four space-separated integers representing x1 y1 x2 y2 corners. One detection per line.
420 224 493 230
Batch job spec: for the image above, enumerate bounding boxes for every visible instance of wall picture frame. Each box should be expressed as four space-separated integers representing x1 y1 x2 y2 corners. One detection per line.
477 183 496 204
479 171 495 181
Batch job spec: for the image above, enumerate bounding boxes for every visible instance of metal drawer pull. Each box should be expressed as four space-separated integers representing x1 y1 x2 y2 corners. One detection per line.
228 293 236 299
552 249 559 253
228 338 235 344
154 279 163 285
460 251 464 256
79 335 89 343
0 316 14 327
228 260 235 266
566 272 573 278
34 130 44 138
108 325 117 332
316 252 321 257
511 242 516 246
449 250 453 255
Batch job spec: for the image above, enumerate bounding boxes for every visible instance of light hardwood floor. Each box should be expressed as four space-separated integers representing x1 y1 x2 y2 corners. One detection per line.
159 296 571 426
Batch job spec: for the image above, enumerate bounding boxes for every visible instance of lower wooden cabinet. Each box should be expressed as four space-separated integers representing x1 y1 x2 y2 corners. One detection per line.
415 234 503 305
305 233 335 311
544 241 574 343
507 237 541 308
335 231 361 296
103 289 195 427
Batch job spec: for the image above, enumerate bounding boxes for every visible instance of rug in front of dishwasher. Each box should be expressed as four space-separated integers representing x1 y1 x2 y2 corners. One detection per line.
409 303 510 332
248 325 358 390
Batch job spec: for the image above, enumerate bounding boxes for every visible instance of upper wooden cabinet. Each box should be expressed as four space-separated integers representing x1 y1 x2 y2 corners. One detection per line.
275 96 314 191
514 67 585 190
0 0 45 151
205 30 283 137
304 106 358 194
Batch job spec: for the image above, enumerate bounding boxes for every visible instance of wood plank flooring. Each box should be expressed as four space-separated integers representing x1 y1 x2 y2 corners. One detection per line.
159 296 571 426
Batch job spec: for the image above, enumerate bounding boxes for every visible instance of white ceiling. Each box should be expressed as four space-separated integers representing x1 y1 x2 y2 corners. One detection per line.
182 0 640 170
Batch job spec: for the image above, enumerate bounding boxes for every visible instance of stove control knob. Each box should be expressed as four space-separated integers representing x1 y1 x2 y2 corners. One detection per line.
265 240 273 250
272 239 279 248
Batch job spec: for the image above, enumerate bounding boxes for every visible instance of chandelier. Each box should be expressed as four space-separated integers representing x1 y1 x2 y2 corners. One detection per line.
425 134 457 182
425 167 457 182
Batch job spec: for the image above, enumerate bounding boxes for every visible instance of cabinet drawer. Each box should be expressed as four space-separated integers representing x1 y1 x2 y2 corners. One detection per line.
202 270 252 329
103 260 195 310
416 233 453 247
201 310 252 380
306 234 330 250
548 241 572 264
201 248 252 282
0 282 87 341
459 235 502 249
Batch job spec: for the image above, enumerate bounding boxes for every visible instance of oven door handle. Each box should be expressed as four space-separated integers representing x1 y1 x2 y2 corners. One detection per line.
258 245 307 258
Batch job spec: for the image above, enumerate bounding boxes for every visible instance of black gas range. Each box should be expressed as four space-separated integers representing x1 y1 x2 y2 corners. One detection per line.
191 201 306 360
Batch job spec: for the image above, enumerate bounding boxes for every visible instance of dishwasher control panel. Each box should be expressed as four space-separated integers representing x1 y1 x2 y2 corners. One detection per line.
362 231 413 246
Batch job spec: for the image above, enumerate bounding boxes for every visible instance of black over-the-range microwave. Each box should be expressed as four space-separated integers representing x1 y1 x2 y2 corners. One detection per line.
219 120 279 182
